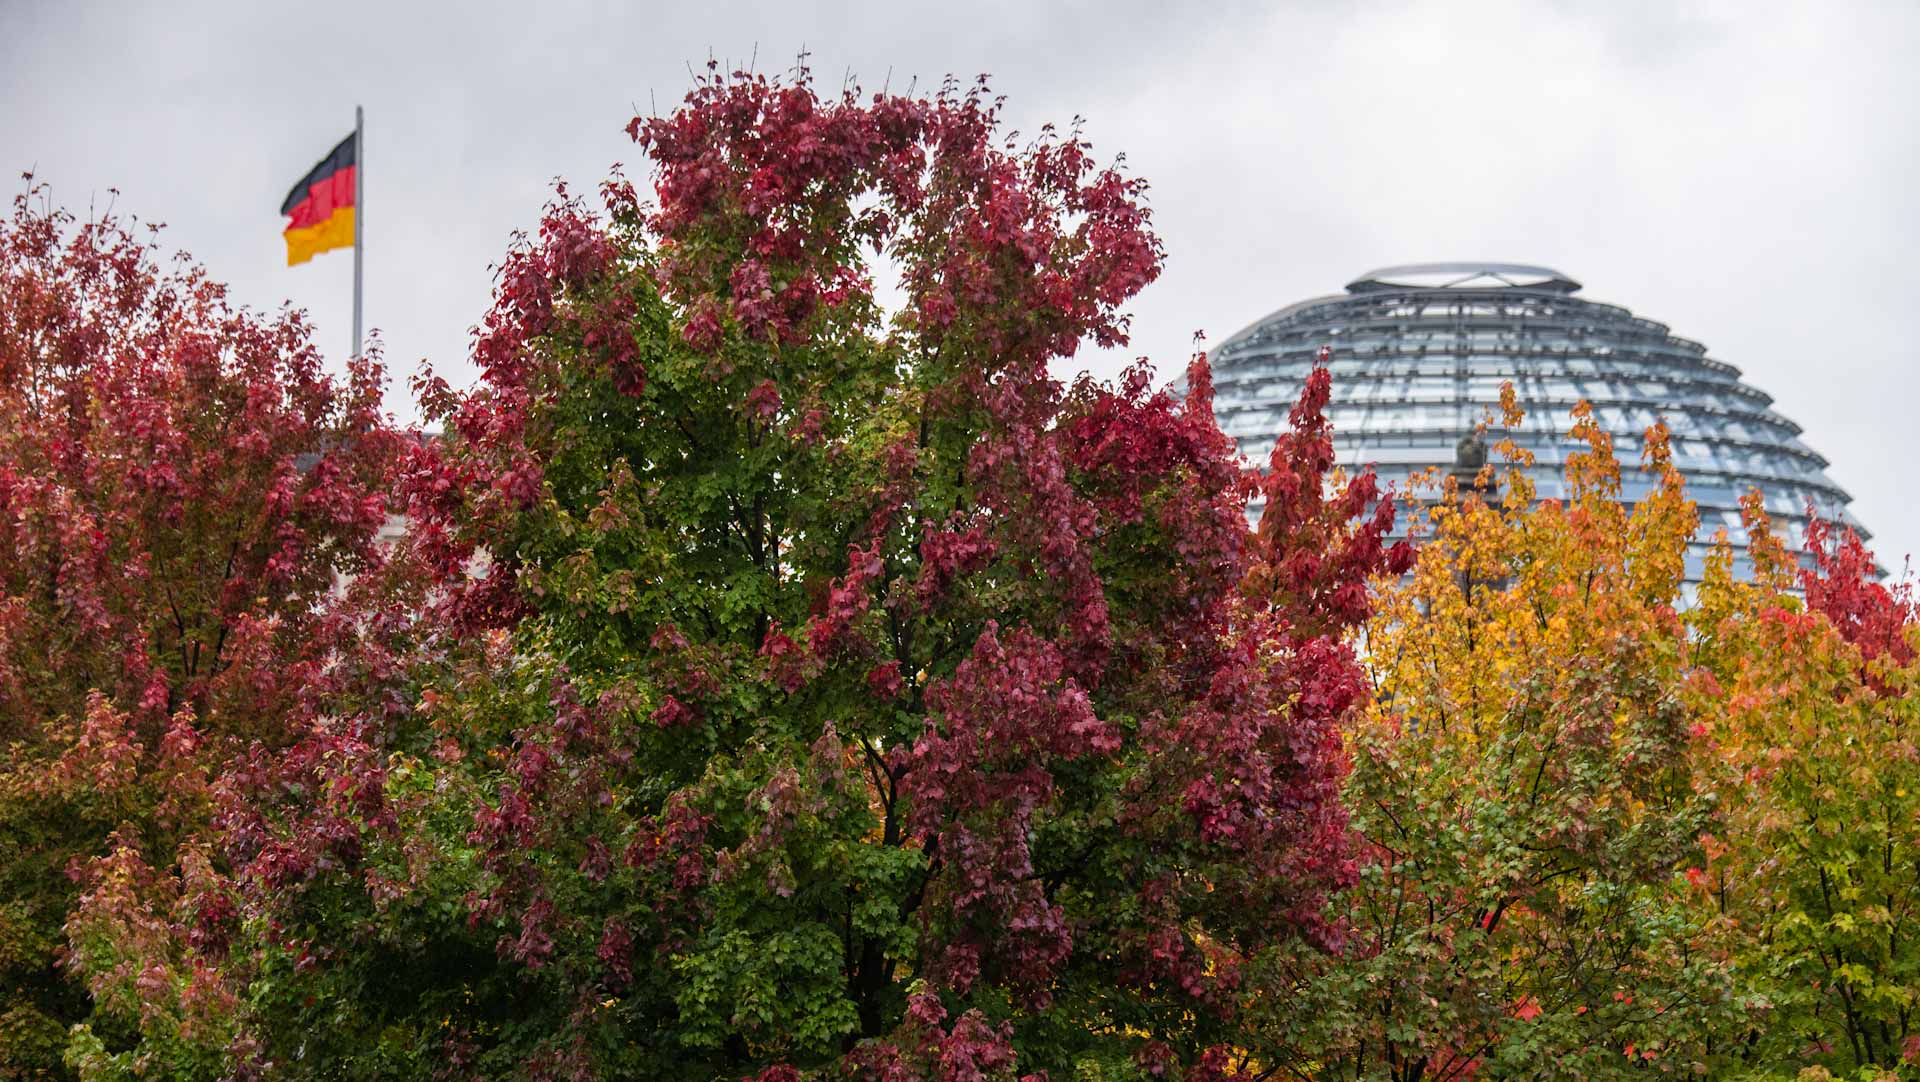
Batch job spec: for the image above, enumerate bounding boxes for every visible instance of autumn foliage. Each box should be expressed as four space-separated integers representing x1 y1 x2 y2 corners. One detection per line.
1685 503 1920 1076
1259 392 1920 1081
346 65 1403 1078
4 65 1920 1082
0 184 412 1076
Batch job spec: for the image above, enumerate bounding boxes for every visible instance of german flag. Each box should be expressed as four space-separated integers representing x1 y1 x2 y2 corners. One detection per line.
281 132 357 266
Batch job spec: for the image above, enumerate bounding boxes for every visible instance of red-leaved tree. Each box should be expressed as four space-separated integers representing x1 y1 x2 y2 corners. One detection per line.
0 182 411 1077
1802 516 1914 673
77 69 1406 1079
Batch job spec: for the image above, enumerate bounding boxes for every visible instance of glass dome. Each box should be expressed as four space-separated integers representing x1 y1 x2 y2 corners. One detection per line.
1207 263 1864 582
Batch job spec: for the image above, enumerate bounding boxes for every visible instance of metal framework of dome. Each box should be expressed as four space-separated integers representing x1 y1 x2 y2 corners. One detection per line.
1208 262 1863 582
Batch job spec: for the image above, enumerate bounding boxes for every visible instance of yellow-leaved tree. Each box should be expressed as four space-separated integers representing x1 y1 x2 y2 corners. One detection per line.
1685 497 1920 1079
1256 387 1739 1080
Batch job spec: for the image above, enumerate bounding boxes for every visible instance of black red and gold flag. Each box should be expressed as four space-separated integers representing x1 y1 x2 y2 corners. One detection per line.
280 132 357 266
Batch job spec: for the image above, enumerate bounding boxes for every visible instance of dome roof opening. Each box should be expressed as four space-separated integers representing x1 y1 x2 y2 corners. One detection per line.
1208 264 1864 583
1345 262 1582 294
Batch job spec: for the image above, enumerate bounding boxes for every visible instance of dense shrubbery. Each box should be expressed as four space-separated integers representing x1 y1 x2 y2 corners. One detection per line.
3 68 1917 1081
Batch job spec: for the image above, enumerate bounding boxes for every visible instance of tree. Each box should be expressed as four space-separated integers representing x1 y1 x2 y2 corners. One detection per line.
1682 502 1920 1077
1266 392 1735 1079
91 67 1408 1080
0 182 409 1078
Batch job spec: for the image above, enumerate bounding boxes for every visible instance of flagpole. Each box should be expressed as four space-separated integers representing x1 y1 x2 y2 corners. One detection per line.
352 104 364 359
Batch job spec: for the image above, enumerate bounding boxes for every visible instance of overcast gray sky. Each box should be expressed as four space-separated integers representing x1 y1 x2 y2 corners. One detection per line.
6 0 1918 567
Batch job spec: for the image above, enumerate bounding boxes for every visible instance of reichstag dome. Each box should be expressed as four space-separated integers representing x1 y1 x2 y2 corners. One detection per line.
1208 262 1863 581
